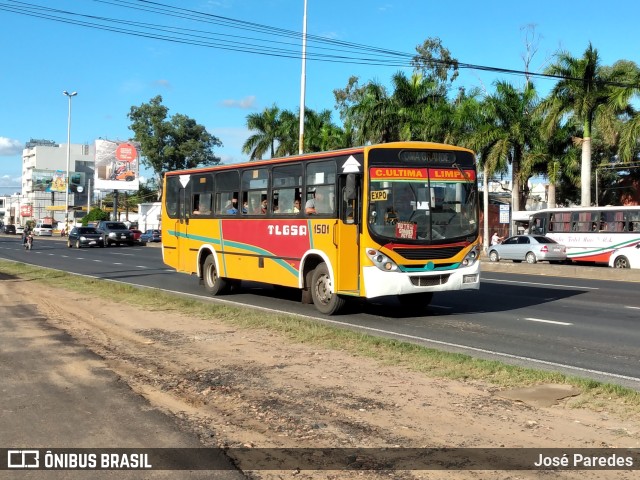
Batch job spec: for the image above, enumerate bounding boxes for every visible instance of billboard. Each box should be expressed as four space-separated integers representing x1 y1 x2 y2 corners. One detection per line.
94 139 140 191
32 169 85 193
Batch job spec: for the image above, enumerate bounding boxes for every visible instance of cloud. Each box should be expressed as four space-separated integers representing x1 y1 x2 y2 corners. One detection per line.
0 174 21 187
153 79 172 89
220 96 257 109
0 137 23 156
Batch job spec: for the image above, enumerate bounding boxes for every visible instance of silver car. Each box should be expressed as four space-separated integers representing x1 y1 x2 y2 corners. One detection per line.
488 235 567 264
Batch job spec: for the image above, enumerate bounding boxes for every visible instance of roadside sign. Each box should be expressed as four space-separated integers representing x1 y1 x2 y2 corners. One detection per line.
499 204 510 224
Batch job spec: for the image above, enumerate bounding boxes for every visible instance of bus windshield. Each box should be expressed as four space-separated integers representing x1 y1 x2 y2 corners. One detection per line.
368 168 477 242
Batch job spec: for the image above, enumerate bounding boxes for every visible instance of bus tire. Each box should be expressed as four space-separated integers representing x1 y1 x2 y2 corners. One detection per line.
310 263 345 315
203 255 229 295
613 256 630 269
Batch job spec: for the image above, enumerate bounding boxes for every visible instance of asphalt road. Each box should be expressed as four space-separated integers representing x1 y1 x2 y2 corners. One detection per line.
1 233 639 389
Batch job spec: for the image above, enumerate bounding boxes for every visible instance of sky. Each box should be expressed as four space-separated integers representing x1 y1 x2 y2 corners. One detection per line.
0 0 638 195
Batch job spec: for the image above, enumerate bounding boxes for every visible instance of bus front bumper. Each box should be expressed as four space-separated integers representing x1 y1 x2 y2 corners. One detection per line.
362 262 480 299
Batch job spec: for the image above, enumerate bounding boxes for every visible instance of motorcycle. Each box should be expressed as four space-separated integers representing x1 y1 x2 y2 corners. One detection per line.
24 234 33 250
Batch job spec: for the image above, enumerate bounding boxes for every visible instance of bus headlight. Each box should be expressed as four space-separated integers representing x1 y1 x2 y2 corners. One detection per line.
366 248 398 272
461 247 479 267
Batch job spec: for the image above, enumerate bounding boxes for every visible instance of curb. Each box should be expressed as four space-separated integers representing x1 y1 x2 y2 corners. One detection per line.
480 257 640 282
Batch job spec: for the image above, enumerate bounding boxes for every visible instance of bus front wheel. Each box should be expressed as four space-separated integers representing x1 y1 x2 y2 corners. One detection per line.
203 255 229 295
310 263 346 315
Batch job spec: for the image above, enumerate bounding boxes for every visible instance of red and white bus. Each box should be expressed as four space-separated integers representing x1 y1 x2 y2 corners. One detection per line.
529 206 640 263
161 141 481 314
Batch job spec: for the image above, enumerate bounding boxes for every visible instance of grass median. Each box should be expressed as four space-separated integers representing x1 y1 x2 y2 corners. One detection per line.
1 259 639 416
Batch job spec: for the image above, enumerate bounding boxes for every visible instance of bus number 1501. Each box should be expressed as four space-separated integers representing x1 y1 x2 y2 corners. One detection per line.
314 224 329 234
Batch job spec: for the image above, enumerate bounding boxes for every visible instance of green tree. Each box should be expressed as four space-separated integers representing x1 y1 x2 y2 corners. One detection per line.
82 208 109 226
470 81 541 213
242 105 281 160
274 109 299 156
300 108 346 152
411 37 459 89
128 95 222 198
539 43 635 206
335 79 399 145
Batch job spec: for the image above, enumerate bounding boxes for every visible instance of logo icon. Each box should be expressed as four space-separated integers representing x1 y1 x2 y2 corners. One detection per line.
8 450 39 468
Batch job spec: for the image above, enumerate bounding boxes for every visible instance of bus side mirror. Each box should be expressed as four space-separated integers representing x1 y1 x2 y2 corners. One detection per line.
345 174 356 200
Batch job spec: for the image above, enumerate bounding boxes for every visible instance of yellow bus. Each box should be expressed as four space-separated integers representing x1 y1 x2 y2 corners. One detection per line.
161 141 480 314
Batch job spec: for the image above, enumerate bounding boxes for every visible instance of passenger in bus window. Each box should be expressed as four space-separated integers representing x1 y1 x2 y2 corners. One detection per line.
305 189 318 214
306 188 329 214
254 197 268 215
293 199 301 213
226 197 238 214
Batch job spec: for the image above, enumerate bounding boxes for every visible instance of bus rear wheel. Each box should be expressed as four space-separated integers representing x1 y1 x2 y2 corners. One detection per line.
310 263 346 315
613 256 630 269
203 255 229 295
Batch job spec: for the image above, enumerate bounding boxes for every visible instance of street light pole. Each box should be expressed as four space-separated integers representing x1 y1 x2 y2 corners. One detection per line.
297 0 307 155
63 90 77 229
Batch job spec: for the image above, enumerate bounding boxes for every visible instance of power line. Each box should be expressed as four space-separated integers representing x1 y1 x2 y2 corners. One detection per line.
1 0 639 87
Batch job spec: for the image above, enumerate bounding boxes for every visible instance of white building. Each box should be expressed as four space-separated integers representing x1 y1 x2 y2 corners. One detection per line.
20 139 95 226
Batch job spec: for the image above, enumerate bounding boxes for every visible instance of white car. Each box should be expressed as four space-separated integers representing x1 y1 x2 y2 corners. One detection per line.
15 225 24 235
33 221 53 236
609 244 640 269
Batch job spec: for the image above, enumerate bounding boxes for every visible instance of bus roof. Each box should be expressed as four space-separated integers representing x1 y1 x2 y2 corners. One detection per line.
529 205 640 214
165 141 475 176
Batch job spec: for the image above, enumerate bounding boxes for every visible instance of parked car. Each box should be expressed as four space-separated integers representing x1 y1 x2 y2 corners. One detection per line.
140 229 162 243
96 221 135 247
67 226 105 249
33 221 53 236
488 235 567 264
15 225 24 235
608 244 640 269
129 228 144 245
3 224 16 235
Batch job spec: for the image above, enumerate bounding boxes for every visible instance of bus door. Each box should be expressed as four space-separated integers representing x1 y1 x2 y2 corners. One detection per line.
334 174 360 293
177 184 191 273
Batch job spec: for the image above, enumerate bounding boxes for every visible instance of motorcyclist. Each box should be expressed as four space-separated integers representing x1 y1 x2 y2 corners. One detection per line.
22 226 33 246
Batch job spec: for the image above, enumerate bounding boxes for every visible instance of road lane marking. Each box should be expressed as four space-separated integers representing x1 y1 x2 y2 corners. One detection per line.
522 317 573 326
482 278 598 290
625 306 640 310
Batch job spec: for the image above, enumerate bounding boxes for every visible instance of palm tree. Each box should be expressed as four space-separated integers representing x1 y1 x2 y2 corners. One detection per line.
613 61 640 163
302 108 347 152
527 122 580 208
539 43 636 206
453 90 497 250
274 109 298 156
242 105 281 160
344 81 399 145
471 81 540 213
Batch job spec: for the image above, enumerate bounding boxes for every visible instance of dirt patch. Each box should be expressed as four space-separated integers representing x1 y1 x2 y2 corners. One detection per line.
13 279 640 479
